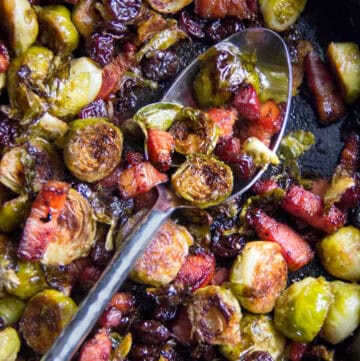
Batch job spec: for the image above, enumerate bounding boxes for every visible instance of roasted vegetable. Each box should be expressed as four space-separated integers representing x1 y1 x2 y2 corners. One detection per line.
327 42 360 104
18 181 96 266
187 285 241 346
79 328 112 361
230 241 287 314
206 107 237 137
321 281 360 344
145 0 193 13
0 296 25 326
259 0 307 31
0 147 25 194
0 195 30 233
274 277 332 342
0 327 20 361
170 107 218 155
242 137 280 167
317 226 360 281
279 130 315 161
72 0 100 37
112 332 132 361
0 0 38 55
20 289 77 354
64 118 123 182
172 154 233 208
220 314 286 361
29 113 69 141
130 220 193 286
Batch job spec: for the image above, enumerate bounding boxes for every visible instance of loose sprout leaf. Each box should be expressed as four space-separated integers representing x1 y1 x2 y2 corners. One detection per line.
242 137 280 167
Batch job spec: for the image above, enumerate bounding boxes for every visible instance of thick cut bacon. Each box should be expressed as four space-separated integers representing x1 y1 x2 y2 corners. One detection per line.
305 50 346 123
18 181 70 261
281 185 346 234
206 107 237 137
194 0 257 19
252 179 279 195
79 328 112 361
246 208 314 271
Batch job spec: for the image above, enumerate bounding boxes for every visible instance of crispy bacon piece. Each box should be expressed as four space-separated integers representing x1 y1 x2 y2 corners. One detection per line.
79 328 112 361
281 185 347 234
206 107 237 137
194 0 257 19
310 178 329 199
0 41 9 74
18 181 70 261
339 131 360 174
305 50 346 123
118 161 168 199
233 84 260 121
175 252 216 292
252 179 279 195
147 129 175 172
246 208 314 271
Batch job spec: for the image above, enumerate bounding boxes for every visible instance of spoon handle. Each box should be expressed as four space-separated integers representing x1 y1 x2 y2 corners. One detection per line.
42 205 173 361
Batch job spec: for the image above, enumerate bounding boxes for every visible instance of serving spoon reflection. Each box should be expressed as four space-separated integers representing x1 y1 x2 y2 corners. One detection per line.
43 27 292 361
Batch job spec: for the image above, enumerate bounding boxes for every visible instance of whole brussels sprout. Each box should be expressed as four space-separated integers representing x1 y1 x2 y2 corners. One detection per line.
187 285 242 346
38 5 80 55
0 296 25 326
172 154 233 208
230 241 287 314
0 0 39 55
130 220 193 286
274 277 332 343
63 118 123 182
20 289 77 354
0 327 21 361
220 314 286 361
170 107 219 155
318 226 360 281
0 195 30 233
321 281 360 344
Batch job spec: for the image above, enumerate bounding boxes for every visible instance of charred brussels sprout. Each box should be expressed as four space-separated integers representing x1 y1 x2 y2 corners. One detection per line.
317 226 360 281
172 154 233 208
130 220 193 286
64 118 123 182
0 195 30 233
20 289 77 354
38 5 79 55
220 314 286 361
187 285 241 346
0 296 25 326
321 281 360 344
230 241 287 314
0 0 38 56
274 277 332 342
193 44 248 108
170 107 219 155
0 327 21 361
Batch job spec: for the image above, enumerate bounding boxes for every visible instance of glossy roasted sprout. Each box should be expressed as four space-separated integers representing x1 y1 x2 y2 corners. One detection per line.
20 289 77 354
321 281 360 344
274 277 332 342
130 220 193 286
64 118 123 182
187 285 242 346
242 137 280 167
71 0 100 37
0 296 25 327
0 195 30 233
230 241 287 313
172 154 233 208
145 0 193 13
317 226 360 281
0 327 21 361
29 113 69 141
0 147 25 194
220 314 286 361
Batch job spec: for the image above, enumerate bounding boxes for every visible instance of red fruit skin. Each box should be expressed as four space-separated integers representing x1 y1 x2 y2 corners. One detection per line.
147 129 175 172
246 208 314 271
18 181 70 261
214 136 242 163
206 107 238 137
194 0 257 19
339 131 360 173
170 306 195 345
252 179 279 195
281 185 347 234
233 84 260 121
175 252 216 292
98 307 123 328
212 267 229 285
288 342 309 361
79 328 112 361
0 41 10 73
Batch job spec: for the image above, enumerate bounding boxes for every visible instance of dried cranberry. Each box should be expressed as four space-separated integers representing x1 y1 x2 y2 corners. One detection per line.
233 84 261 121
178 11 207 39
79 99 109 119
131 344 160 361
125 151 144 166
146 284 181 306
99 307 123 328
153 304 177 323
142 51 179 81
0 118 19 148
87 33 115 67
214 136 242 163
231 154 256 180
96 20 129 39
212 234 246 258
243 351 274 361
205 18 245 43
91 239 113 266
135 320 170 345
105 0 141 23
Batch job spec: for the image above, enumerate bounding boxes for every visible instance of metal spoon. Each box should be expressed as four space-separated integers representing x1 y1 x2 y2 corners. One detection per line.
43 27 292 361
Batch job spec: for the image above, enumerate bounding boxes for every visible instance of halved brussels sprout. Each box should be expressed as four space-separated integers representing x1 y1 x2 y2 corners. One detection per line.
0 0 39 55
317 226 360 281
0 327 21 361
0 296 25 327
242 137 280 167
130 219 193 286
72 0 100 37
0 147 25 194
38 5 80 55
64 118 123 182
29 112 69 141
170 107 219 155
145 0 193 13
230 241 287 314
172 154 233 208
274 277 332 342
20 289 77 354
50 57 102 118
220 314 286 361
321 281 360 344
0 195 30 233
187 285 241 346
0 235 17 296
